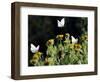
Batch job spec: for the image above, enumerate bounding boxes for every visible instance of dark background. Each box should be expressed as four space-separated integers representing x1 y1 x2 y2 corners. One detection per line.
28 15 87 66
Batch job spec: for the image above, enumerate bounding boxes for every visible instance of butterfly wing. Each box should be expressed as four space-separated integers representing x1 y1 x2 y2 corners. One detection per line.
61 18 65 27
57 20 62 27
36 45 40 51
30 44 37 53
76 39 78 43
71 36 78 44
71 36 75 43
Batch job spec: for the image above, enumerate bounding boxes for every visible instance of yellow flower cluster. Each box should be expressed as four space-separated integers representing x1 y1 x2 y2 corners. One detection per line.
56 34 64 40
74 44 82 51
30 33 88 66
56 33 70 40
46 39 54 46
69 43 82 51
81 35 88 41
30 52 42 65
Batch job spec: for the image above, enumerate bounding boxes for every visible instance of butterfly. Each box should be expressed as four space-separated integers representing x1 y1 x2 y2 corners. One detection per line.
71 36 78 44
57 18 65 27
30 43 40 53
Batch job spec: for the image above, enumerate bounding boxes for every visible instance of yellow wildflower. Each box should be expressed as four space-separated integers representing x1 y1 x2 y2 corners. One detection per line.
46 39 54 46
32 54 39 60
74 43 82 51
36 52 43 58
81 35 88 41
56 34 64 40
32 52 42 60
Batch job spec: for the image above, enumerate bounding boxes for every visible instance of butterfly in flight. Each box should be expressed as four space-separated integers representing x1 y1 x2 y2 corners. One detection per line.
57 18 65 27
30 43 40 53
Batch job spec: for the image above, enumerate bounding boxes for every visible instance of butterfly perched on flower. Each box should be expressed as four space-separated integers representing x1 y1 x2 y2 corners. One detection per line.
71 36 78 44
57 18 65 27
30 43 40 53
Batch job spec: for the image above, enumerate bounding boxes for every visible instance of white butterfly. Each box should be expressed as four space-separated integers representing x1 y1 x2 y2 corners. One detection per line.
71 36 78 44
30 43 40 53
57 18 65 27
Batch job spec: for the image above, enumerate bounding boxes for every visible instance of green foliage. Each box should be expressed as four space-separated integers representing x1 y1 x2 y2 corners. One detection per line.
30 33 88 66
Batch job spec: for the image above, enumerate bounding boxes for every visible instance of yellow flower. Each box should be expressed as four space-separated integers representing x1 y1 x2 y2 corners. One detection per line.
36 52 43 57
74 44 82 51
32 52 42 60
32 54 39 60
46 39 54 46
65 33 70 39
81 35 88 41
56 34 64 40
